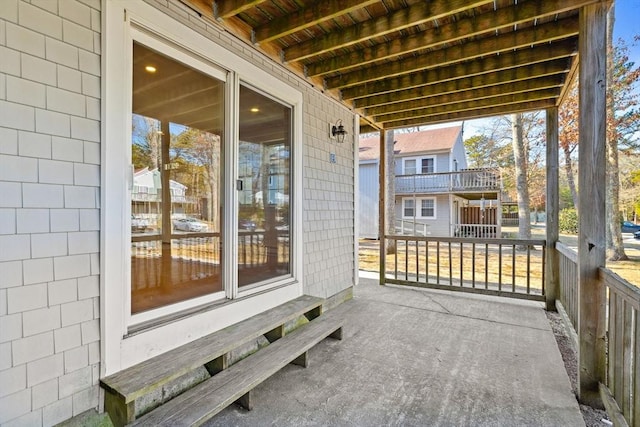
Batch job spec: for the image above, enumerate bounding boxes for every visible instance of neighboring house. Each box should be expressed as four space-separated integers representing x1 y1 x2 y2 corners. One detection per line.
0 1 355 425
359 126 502 238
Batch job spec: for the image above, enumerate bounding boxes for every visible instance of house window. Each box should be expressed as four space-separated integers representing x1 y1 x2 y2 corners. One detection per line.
403 156 436 175
421 158 435 174
420 198 436 218
403 199 415 217
402 197 436 219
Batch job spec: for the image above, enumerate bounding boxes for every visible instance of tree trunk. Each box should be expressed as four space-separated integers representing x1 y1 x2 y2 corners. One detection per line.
385 129 396 254
511 113 531 243
562 143 579 212
605 4 628 261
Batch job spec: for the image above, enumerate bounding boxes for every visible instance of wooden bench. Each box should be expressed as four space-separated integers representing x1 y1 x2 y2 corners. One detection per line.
132 312 343 426
100 295 344 426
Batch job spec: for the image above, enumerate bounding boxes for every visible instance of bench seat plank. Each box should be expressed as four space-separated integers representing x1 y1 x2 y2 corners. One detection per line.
132 313 344 427
101 295 324 404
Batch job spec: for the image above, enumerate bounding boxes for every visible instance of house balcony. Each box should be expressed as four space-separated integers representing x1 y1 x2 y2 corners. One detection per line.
395 168 502 197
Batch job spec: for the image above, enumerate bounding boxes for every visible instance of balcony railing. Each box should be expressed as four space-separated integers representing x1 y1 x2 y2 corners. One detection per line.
395 169 501 194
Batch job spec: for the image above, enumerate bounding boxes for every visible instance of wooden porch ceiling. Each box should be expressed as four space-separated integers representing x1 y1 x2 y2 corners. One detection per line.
182 0 598 133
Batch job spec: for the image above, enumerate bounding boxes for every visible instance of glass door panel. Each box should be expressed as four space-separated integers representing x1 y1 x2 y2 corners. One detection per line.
130 42 224 314
237 85 292 288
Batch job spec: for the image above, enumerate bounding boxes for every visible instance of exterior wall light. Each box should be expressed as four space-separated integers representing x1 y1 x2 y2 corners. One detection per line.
331 119 347 143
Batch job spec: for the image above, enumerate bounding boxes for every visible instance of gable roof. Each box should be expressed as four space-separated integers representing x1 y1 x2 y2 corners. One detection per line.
359 125 462 161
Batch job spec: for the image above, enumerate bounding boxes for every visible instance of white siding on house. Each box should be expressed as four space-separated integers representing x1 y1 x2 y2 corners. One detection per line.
358 161 379 239
0 1 102 425
395 194 451 237
450 132 468 170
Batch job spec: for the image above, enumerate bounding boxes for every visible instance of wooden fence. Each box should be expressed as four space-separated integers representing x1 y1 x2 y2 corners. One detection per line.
556 242 640 426
384 235 545 301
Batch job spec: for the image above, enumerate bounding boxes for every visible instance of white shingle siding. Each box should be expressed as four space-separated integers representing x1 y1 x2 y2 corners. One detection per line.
0 0 101 424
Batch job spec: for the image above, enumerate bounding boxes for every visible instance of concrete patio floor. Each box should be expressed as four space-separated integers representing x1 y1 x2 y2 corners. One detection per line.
206 272 584 426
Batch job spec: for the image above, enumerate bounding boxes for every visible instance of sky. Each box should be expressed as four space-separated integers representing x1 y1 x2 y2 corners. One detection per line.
457 0 640 138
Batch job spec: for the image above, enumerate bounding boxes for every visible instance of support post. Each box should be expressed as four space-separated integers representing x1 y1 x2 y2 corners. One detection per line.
578 2 608 408
545 107 559 311
378 130 386 285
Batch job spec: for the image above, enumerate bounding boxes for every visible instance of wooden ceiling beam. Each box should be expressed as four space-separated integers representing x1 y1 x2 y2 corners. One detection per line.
354 59 569 108
366 76 565 117
254 0 379 44
340 40 576 99
326 17 578 90
374 88 560 123
282 0 492 62
384 99 556 129
214 0 267 19
307 0 593 77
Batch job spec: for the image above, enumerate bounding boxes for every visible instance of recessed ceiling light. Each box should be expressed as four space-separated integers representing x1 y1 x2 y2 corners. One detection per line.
145 65 157 73
250 107 260 113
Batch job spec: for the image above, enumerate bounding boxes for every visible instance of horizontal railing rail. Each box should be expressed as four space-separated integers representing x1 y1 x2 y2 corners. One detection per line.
395 169 501 194
384 235 545 301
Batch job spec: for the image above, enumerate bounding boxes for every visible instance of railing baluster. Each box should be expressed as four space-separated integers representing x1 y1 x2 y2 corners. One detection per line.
498 243 503 292
511 244 516 293
526 245 531 294
436 241 440 285
405 238 409 281
425 241 429 283
459 242 463 287
448 241 453 286
394 239 398 280
472 242 476 288
484 243 489 290
416 240 420 282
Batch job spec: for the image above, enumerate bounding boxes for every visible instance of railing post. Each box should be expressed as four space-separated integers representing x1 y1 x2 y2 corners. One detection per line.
577 2 608 408
545 107 559 311
379 131 386 285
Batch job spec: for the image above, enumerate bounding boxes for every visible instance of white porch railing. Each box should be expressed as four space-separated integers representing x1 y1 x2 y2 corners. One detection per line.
395 219 429 236
395 168 501 194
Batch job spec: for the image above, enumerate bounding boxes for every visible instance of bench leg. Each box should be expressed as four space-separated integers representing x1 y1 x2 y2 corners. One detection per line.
304 306 323 321
329 327 343 340
264 325 285 343
104 389 135 427
205 353 229 376
291 351 308 368
235 391 253 411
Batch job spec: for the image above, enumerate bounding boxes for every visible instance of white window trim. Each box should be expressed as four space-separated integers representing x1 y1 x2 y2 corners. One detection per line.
402 155 436 175
402 197 437 219
102 1 303 375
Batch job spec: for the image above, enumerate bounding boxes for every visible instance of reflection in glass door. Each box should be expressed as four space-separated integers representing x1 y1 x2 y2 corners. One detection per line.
130 42 224 314
237 85 292 288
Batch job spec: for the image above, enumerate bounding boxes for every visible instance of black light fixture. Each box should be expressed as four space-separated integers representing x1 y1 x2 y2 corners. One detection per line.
331 119 347 143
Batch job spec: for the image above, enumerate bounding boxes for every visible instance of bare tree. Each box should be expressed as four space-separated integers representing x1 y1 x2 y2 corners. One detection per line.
511 113 532 240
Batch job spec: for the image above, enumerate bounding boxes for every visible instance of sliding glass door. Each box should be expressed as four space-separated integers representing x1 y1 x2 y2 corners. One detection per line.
237 85 292 289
